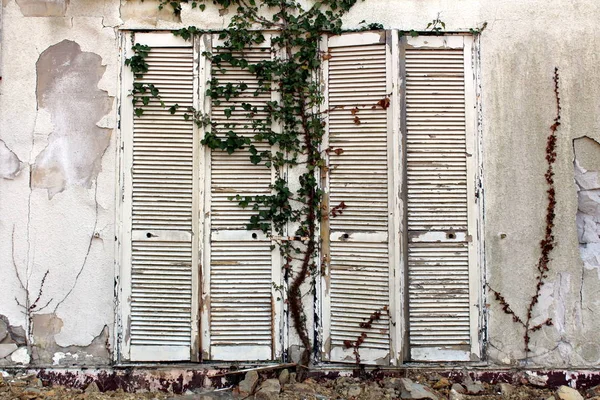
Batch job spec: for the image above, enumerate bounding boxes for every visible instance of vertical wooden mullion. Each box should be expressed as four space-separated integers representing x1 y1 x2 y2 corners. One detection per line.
118 31 135 362
319 33 332 362
388 29 404 366
200 33 213 361
463 36 482 359
270 35 283 360
397 35 410 363
190 34 202 362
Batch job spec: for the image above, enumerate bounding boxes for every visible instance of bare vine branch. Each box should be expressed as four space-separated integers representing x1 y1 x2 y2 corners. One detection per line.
488 67 560 358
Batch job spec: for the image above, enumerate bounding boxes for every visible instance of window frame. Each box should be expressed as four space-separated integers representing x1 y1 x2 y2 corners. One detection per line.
115 29 484 365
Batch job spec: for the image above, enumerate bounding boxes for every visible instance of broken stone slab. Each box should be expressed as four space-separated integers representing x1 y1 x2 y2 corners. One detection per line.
587 384 600 397
463 377 484 395
0 320 7 343
555 386 583 400
256 379 280 395
398 378 440 400
286 383 315 394
22 387 41 394
525 372 548 387
238 370 259 396
432 377 451 389
449 388 466 400
451 383 466 394
0 326 25 347
345 384 362 398
29 378 43 388
85 381 100 393
0 344 18 359
383 377 402 388
499 383 516 397
255 392 278 400
278 369 289 385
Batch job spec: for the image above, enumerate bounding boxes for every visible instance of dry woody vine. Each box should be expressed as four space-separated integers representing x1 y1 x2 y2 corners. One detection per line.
128 0 374 376
487 67 561 358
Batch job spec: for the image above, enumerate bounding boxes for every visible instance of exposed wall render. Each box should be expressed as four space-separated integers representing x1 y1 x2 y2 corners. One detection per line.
15 0 68 17
119 0 181 27
31 313 110 366
574 136 600 280
0 140 23 179
31 39 112 198
0 312 110 366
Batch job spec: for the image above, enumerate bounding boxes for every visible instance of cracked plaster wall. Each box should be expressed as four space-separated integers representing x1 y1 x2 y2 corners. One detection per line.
1 0 600 368
0 0 120 366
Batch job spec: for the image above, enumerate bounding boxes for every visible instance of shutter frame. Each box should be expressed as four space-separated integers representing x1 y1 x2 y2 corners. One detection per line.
120 32 200 362
403 35 481 362
321 31 401 365
201 34 283 361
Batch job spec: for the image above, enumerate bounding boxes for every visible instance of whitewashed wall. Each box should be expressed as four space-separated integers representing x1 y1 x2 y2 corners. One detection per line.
1 0 600 367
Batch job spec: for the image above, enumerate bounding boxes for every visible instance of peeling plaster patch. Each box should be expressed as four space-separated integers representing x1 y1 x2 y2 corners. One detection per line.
10 347 30 364
0 344 18 359
574 137 600 279
0 315 27 346
31 313 110 366
120 0 181 25
0 140 24 179
31 40 112 199
15 0 69 16
51 352 65 365
553 272 570 337
581 341 600 363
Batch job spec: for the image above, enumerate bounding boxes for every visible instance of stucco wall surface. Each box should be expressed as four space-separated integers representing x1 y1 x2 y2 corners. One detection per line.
1 0 600 368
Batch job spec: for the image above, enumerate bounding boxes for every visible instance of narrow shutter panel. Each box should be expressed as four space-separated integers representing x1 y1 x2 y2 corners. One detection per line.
404 36 479 361
121 33 199 361
203 35 281 361
322 32 397 365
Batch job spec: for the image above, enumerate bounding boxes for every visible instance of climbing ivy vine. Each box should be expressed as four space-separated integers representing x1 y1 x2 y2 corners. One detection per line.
130 0 369 373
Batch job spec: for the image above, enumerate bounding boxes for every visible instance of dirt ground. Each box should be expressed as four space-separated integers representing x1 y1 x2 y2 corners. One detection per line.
1 370 597 400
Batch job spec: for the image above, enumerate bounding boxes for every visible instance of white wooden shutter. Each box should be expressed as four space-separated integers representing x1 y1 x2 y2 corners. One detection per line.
120 33 200 361
202 35 282 361
403 35 480 361
322 32 400 365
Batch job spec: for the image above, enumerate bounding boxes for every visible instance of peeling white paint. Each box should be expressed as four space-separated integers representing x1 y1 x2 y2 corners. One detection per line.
52 351 66 365
10 347 30 365
554 272 571 336
0 140 24 179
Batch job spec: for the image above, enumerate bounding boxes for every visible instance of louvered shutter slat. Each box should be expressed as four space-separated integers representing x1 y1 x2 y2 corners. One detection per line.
123 35 198 361
324 32 394 365
405 38 476 361
205 39 278 361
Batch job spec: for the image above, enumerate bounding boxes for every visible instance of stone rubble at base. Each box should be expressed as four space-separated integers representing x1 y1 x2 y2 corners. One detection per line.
2 370 600 400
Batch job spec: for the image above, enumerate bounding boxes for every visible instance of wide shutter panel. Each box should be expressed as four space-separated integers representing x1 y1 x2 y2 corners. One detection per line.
121 33 199 361
202 35 281 361
322 32 398 365
404 36 479 361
